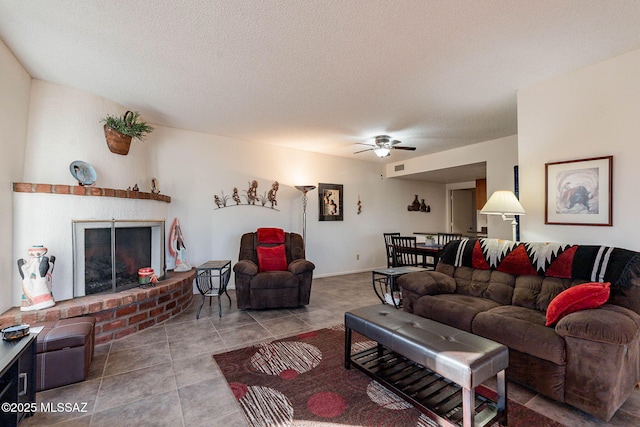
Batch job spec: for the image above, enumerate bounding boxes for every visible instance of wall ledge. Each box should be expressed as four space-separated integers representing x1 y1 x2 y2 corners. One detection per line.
13 182 171 203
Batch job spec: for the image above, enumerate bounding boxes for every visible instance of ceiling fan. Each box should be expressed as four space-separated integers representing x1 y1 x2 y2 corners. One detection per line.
354 135 417 158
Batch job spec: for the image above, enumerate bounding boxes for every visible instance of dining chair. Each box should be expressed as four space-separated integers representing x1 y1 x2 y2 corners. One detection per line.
391 235 419 267
437 232 463 246
383 233 401 268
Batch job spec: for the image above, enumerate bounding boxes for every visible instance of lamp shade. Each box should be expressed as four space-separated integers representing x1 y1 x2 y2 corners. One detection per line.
480 190 526 215
295 185 316 194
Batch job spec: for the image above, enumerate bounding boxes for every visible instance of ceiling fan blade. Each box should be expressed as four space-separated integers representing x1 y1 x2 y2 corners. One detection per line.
353 148 374 154
355 142 375 147
392 146 417 151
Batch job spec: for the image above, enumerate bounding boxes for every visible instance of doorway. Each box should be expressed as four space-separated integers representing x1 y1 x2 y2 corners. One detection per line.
450 189 476 234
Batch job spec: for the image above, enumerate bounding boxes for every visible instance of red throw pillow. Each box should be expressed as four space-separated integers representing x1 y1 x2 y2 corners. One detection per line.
256 244 288 272
257 228 285 244
545 282 611 326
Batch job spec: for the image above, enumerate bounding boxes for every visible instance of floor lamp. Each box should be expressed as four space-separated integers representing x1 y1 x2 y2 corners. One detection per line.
480 190 526 241
295 185 316 249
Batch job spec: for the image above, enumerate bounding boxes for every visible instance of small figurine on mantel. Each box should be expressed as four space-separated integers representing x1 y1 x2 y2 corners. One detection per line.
17 245 56 311
151 177 160 194
169 218 192 272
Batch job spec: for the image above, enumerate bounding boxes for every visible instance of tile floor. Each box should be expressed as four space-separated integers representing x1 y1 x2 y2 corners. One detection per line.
21 272 640 426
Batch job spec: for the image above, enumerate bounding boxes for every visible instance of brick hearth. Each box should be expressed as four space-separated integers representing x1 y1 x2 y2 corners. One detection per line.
0 270 195 345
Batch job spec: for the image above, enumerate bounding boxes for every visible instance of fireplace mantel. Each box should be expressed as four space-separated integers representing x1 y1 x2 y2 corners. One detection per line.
13 182 171 203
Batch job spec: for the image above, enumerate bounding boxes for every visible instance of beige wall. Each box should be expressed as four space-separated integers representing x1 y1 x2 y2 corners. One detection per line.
386 135 519 240
0 39 30 313
9 80 448 306
518 48 640 249
151 125 448 281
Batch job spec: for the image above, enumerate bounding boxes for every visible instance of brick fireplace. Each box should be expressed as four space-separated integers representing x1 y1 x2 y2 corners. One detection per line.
5 182 197 345
0 270 195 345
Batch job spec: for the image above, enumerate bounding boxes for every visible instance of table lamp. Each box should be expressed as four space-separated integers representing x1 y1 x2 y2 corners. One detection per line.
480 190 526 241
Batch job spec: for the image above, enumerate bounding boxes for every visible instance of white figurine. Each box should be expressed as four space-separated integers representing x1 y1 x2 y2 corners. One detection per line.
17 245 56 311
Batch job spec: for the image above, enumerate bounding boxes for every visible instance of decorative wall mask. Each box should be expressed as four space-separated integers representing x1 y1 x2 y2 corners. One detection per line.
214 180 280 210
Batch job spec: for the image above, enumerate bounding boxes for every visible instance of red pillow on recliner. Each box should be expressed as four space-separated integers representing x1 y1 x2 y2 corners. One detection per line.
256 244 288 272
545 282 610 326
257 228 285 244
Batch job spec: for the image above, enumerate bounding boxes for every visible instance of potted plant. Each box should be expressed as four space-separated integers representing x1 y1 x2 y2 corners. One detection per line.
101 111 154 155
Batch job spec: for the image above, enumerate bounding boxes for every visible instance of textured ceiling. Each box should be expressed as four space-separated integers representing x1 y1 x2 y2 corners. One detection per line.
1 0 639 164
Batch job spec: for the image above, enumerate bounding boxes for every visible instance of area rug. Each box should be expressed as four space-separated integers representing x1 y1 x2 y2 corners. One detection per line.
213 325 566 427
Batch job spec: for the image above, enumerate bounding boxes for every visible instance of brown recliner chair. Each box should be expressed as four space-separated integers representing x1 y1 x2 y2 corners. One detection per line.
233 228 315 310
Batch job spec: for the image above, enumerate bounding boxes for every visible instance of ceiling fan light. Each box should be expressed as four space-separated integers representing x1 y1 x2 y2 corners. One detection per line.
374 147 390 158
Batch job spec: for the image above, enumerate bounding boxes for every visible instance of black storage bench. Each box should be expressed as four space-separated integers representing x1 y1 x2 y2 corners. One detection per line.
345 306 508 427
34 317 96 392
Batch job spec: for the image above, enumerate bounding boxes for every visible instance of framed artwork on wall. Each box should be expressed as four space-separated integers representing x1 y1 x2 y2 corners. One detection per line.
318 183 343 221
545 156 613 226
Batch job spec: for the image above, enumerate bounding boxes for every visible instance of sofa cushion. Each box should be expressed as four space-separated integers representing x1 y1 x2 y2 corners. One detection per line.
545 282 611 326
397 271 456 296
413 294 500 332
453 266 485 296
538 278 590 312
511 275 543 310
452 266 515 305
473 305 566 366
512 275 589 313
256 244 288 272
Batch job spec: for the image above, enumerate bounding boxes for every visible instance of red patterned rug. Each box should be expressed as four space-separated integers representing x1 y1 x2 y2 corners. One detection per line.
213 325 566 426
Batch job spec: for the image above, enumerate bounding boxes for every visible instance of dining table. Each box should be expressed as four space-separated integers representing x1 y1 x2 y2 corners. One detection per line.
393 239 445 269
412 243 445 268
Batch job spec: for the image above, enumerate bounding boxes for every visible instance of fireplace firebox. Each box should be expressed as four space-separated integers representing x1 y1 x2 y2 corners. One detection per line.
73 220 165 296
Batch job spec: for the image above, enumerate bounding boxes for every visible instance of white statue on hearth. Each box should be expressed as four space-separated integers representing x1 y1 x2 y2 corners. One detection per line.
169 218 192 272
17 245 56 311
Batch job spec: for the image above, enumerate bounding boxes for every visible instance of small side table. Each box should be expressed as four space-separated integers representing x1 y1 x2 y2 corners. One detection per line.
372 266 427 308
195 260 232 318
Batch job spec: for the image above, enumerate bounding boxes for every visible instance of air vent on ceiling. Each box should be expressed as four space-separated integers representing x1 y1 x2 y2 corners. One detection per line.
394 164 405 172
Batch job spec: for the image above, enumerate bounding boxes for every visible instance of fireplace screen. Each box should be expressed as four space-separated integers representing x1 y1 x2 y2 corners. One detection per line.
73 220 165 296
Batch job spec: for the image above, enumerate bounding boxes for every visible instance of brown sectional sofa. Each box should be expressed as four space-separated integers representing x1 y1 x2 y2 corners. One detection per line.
397 238 640 421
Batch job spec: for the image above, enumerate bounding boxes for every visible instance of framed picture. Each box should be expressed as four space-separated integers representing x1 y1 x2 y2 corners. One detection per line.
545 156 613 226
318 183 343 221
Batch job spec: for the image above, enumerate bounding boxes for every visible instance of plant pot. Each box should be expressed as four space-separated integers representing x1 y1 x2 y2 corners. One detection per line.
103 124 132 155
